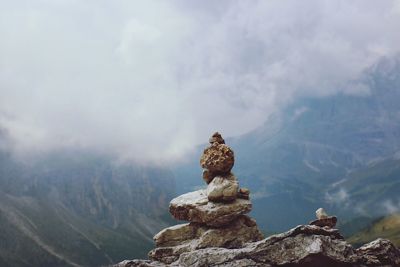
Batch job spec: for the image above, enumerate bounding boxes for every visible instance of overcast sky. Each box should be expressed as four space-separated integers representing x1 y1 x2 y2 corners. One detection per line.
0 0 399 164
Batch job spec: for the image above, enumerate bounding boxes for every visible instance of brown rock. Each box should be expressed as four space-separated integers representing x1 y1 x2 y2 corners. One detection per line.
117 225 400 267
169 189 251 227
202 169 214 184
153 223 198 247
355 238 400 266
209 132 225 144
238 188 250 199
309 216 338 228
206 173 239 202
149 215 264 264
200 143 234 175
177 225 353 267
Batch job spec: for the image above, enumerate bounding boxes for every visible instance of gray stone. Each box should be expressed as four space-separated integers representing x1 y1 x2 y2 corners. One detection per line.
149 216 263 264
118 224 400 267
169 189 251 227
206 173 239 202
309 216 338 228
316 208 329 219
178 225 354 267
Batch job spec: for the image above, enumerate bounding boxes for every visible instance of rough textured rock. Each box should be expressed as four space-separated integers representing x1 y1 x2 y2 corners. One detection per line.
116 224 400 267
206 173 239 202
200 143 234 175
153 223 196 247
149 215 263 264
114 133 400 267
202 169 214 184
169 189 251 227
237 188 250 200
310 216 337 228
114 259 167 267
209 132 225 145
355 238 400 266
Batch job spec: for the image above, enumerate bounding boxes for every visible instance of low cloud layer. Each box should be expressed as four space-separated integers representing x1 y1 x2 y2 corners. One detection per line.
1 0 400 163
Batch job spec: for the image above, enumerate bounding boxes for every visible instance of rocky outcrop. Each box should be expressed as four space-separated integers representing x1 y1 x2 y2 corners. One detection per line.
116 224 400 267
200 143 234 177
115 134 400 267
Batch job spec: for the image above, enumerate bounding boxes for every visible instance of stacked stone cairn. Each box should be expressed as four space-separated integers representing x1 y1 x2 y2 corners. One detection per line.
148 132 264 264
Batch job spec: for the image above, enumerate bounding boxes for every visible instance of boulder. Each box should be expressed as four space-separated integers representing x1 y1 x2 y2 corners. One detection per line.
206 173 239 202
202 169 214 184
169 189 251 227
309 216 337 228
149 216 263 264
200 143 234 175
153 223 198 247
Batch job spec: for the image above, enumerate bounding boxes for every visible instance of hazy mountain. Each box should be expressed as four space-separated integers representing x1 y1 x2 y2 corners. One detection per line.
173 56 400 232
0 148 175 267
348 213 400 248
1 56 399 266
327 156 400 218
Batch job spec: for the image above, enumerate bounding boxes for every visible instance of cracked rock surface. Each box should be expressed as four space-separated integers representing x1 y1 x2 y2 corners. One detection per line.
169 189 251 227
116 225 400 267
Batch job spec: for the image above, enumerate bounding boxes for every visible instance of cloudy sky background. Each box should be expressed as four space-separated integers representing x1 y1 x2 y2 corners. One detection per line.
1 0 400 164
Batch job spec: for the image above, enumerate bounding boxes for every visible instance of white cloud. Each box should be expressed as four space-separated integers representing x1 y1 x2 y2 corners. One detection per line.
325 188 349 207
382 199 400 214
0 0 399 163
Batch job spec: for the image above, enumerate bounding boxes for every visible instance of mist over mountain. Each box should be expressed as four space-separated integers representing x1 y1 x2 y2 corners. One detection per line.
1 1 400 164
0 144 175 266
173 56 400 232
1 1 400 266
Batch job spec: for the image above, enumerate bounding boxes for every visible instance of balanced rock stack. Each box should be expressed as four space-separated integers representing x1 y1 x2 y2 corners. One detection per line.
148 132 264 264
116 134 400 267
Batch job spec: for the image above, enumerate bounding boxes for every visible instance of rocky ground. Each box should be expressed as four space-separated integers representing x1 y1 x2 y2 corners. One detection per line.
116 225 400 267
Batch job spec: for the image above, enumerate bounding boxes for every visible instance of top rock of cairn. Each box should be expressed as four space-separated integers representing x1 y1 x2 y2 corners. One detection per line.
200 132 235 185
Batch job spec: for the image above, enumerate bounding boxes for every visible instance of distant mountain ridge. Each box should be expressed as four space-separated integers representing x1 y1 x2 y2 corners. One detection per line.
0 149 175 267
348 213 400 248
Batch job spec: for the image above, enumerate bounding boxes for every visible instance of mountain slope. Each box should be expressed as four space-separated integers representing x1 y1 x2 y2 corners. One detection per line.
327 157 400 219
348 214 400 248
0 149 175 267
173 56 400 232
